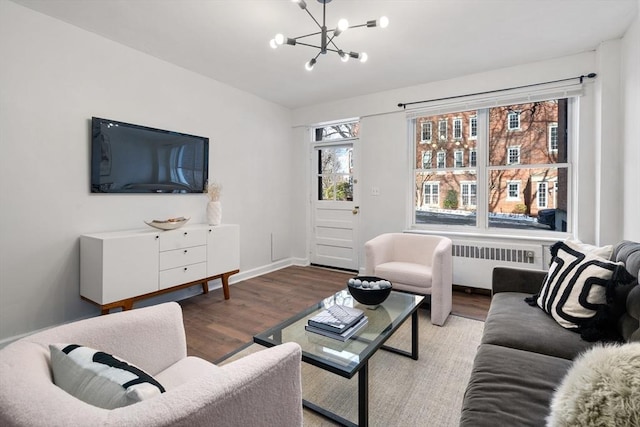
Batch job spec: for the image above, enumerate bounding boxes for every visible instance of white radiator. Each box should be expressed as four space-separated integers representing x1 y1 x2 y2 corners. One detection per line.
452 240 545 290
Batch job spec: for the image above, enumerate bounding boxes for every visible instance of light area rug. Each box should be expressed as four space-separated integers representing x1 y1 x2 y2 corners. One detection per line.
221 310 484 427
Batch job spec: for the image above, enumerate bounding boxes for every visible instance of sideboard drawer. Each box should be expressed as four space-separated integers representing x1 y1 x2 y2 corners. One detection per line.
159 262 207 290
159 246 207 271
159 229 207 251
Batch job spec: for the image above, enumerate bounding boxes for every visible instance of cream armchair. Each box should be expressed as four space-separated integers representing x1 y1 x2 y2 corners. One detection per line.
365 233 453 326
0 302 303 427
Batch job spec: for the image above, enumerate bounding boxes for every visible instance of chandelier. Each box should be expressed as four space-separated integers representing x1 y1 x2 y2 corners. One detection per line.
269 0 389 71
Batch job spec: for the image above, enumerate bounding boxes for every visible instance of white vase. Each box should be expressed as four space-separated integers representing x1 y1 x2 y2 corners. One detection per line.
206 201 222 225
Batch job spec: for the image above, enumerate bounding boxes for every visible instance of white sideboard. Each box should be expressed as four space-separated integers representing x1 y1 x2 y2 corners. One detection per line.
80 224 240 313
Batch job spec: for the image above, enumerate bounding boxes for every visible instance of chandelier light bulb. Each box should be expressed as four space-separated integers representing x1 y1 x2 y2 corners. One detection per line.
275 33 285 45
340 51 349 62
292 0 307 10
269 39 278 49
337 19 349 32
305 58 316 71
379 16 389 28
359 52 368 63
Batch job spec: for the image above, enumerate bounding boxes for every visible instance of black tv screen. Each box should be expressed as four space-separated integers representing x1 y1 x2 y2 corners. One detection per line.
91 117 209 193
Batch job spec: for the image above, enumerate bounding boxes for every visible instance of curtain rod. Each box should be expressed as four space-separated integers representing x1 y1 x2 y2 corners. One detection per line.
397 73 597 109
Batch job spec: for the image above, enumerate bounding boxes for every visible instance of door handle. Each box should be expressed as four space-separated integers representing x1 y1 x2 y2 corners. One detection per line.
352 206 359 215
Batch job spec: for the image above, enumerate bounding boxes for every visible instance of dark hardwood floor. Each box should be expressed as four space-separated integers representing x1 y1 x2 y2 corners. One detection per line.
178 265 491 363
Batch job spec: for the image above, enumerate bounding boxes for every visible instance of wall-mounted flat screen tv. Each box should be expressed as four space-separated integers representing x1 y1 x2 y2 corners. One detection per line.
91 117 209 193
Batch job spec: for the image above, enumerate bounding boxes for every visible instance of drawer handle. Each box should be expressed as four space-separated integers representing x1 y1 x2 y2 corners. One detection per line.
184 250 188 254
184 267 188 271
184 232 188 236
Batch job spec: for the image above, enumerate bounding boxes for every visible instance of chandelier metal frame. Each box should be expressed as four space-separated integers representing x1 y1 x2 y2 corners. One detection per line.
270 0 388 70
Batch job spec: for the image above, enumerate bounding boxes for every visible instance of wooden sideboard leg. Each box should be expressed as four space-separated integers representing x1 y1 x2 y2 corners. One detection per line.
201 280 209 294
101 307 110 315
122 300 134 311
221 273 231 300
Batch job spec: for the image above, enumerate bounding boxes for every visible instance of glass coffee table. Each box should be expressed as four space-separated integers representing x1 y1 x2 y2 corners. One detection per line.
253 289 424 427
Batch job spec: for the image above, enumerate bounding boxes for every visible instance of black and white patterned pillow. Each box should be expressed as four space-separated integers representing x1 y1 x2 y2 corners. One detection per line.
50 344 165 409
536 240 625 330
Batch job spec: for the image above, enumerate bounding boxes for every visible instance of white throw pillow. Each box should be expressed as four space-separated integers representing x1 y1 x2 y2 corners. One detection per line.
564 239 613 260
536 240 624 330
50 344 165 409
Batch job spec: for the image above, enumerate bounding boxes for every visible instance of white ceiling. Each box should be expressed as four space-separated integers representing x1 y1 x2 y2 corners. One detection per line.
11 0 638 109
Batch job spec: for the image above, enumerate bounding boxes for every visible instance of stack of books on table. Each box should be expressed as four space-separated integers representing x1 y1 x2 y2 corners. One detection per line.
305 304 368 342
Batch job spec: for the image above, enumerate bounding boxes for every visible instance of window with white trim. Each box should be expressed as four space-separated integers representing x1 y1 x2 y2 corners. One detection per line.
507 146 520 164
507 111 521 130
438 120 447 141
412 97 570 233
421 121 432 143
422 151 432 169
454 150 464 168
461 182 477 207
469 116 478 140
549 123 558 152
469 149 477 167
453 118 462 140
538 181 548 208
423 182 439 206
507 181 520 200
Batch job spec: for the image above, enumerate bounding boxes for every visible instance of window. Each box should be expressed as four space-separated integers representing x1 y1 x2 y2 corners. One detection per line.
461 182 477 207
469 149 477 167
313 120 358 202
469 116 478 140
507 147 520 164
507 111 520 130
421 121 432 143
413 98 570 232
507 181 520 200
314 121 359 141
423 183 439 206
422 151 432 169
549 123 558 152
454 150 464 168
438 120 447 141
538 182 548 208
453 118 462 140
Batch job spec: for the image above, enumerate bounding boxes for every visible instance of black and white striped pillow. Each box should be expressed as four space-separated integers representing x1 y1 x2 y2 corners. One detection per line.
536 241 625 330
50 344 165 409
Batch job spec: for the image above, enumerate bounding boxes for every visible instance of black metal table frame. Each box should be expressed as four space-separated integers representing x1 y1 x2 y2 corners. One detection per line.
253 295 422 427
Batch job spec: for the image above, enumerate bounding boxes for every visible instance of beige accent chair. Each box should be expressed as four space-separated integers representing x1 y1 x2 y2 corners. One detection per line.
365 233 453 326
0 302 303 427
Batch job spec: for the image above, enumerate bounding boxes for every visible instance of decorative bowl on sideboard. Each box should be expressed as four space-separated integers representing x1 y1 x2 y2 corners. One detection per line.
144 217 190 230
347 276 392 306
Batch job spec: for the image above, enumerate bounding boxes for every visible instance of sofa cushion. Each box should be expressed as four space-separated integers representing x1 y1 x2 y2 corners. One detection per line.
483 292 593 359
460 343 572 427
50 344 165 409
535 240 626 331
374 261 432 288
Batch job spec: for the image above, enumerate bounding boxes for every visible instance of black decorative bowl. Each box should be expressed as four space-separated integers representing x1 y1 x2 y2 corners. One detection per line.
347 276 392 306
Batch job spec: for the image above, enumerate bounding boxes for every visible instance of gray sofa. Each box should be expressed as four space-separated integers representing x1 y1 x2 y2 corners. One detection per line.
460 240 640 427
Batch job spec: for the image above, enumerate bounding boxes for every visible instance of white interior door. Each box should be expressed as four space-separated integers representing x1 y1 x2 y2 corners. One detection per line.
310 141 359 271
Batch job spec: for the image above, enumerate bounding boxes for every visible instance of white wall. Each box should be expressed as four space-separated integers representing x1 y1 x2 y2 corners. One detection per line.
621 1 640 241
0 1 294 342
